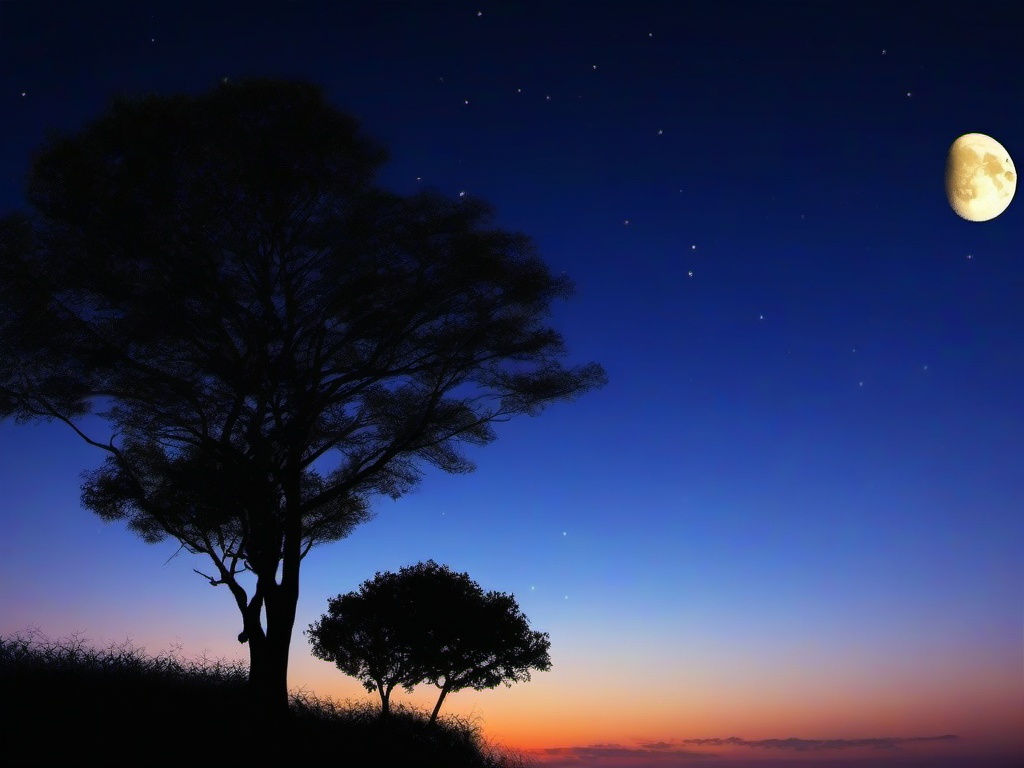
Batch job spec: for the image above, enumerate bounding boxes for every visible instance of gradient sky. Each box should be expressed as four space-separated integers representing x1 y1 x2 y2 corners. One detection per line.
1 2 1022 766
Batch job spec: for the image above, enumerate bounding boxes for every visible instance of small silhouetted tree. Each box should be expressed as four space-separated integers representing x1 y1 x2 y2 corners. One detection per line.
0 78 604 720
305 573 423 718
308 561 551 724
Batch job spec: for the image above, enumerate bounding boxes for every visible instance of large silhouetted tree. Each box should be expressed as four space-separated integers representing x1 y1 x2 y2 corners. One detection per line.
307 561 551 724
0 78 605 720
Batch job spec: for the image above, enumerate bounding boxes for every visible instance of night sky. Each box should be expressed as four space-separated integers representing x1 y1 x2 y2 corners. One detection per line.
1 2 1022 767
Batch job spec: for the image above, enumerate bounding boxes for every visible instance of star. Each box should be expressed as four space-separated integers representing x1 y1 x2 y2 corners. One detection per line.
687 270 693 277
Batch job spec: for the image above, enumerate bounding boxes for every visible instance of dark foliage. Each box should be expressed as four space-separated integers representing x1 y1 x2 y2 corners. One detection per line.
308 561 551 724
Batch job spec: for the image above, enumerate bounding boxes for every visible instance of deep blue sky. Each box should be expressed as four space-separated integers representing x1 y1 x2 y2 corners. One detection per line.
1 2 1021 765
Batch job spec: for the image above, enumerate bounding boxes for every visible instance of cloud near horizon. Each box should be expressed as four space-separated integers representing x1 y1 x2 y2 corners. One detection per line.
680 735 960 752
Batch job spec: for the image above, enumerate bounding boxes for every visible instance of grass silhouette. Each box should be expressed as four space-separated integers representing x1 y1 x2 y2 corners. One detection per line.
1 629 535 768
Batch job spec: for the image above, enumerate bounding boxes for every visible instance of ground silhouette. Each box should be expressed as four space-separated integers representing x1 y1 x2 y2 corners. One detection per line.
0 630 534 768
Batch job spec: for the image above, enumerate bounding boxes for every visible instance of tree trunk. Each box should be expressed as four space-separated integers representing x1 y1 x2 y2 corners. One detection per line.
429 683 451 725
377 682 391 718
242 570 297 722
246 633 290 715
236 475 305 724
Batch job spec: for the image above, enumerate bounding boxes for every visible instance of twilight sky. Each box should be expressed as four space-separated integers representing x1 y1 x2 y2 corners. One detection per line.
1 2 1021 767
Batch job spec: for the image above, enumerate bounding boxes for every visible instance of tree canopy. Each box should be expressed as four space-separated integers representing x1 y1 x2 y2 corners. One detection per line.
0 77 603 717
307 560 551 723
